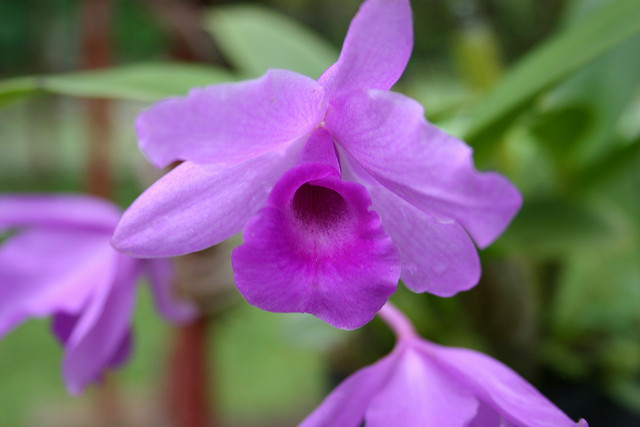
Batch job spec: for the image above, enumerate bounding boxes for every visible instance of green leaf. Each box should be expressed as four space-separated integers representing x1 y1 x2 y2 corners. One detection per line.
579 136 640 189
608 376 640 412
464 0 640 149
498 198 620 257
552 244 640 337
0 63 233 105
207 4 338 79
0 76 42 105
533 33 640 169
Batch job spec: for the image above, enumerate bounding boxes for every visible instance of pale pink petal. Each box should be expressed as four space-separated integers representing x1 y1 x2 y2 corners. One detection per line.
232 162 399 329
144 258 197 323
137 69 326 168
328 89 522 248
300 352 398 427
112 146 299 258
0 229 116 338
420 341 582 427
318 0 412 97
61 255 139 394
369 186 481 296
0 194 120 232
366 347 478 427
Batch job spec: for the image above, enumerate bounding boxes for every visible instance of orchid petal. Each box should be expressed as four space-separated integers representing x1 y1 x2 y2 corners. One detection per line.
144 258 198 323
113 147 299 258
297 128 341 171
105 331 133 369
0 229 116 338
366 348 478 427
52 316 133 370
318 0 412 97
137 69 326 169
61 255 138 394
466 402 518 427
0 194 120 233
232 162 399 329
51 312 79 345
300 352 398 427
369 186 481 296
421 341 581 427
328 89 522 248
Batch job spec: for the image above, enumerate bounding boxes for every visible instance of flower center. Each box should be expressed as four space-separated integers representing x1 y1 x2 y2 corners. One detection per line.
292 183 349 231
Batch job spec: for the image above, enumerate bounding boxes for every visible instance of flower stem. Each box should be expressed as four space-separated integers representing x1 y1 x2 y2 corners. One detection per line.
377 302 417 340
81 0 122 423
82 0 112 199
166 316 213 427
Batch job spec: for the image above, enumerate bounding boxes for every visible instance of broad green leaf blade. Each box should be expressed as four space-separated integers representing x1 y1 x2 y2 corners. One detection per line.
207 4 338 79
464 0 640 148
0 63 233 105
0 76 44 106
530 33 640 169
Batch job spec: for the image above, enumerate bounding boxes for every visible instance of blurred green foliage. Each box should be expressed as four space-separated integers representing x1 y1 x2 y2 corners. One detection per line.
0 63 234 106
1 0 640 425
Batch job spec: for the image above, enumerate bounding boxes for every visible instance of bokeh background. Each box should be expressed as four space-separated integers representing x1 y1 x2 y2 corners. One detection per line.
1 0 639 426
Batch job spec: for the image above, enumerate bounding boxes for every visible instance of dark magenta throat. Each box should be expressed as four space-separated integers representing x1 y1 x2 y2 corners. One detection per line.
292 183 349 229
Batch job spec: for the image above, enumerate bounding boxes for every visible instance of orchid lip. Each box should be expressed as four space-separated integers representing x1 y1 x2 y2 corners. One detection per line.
290 182 351 244
231 160 400 329
292 183 348 226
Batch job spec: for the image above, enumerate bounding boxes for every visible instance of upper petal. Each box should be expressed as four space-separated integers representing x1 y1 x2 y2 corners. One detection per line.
0 194 121 233
112 146 299 258
0 228 116 338
365 346 479 427
137 69 326 169
299 351 399 427
419 340 583 427
327 89 522 248
232 161 399 329
318 0 413 97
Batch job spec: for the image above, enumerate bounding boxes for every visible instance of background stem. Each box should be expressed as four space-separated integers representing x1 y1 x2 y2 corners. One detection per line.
166 316 213 427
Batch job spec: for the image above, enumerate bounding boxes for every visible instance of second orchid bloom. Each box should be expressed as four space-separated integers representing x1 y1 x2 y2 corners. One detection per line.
112 0 522 328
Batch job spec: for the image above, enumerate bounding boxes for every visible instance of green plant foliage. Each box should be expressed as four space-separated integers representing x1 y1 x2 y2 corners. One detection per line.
465 0 640 151
0 63 233 106
532 34 640 170
579 137 640 192
552 245 640 352
215 304 331 422
498 198 621 258
207 4 338 79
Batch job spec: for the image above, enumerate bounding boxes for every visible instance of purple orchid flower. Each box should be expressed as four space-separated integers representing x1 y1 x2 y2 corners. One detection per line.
112 0 521 329
300 303 588 427
0 194 196 394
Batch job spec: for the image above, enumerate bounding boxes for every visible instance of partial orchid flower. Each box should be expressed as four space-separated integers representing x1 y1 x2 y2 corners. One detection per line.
300 303 588 427
112 0 521 328
0 194 196 394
